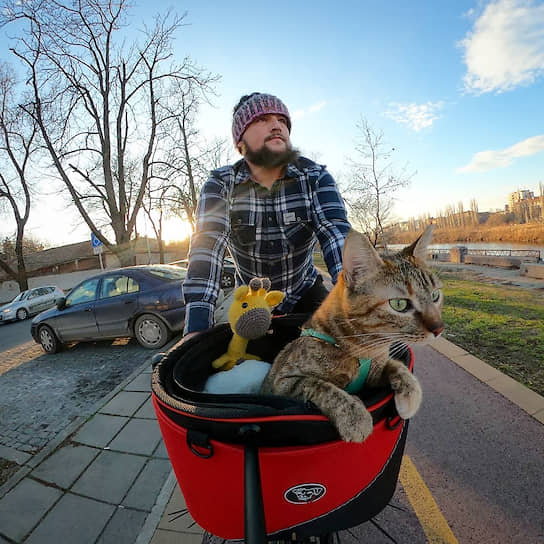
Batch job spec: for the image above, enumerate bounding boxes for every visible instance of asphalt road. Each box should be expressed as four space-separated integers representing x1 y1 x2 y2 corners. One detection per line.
0 318 34 352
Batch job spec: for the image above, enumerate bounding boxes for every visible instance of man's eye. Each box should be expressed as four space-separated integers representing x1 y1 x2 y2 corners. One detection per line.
389 298 410 312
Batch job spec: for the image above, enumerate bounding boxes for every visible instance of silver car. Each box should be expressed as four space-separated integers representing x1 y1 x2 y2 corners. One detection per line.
0 285 65 323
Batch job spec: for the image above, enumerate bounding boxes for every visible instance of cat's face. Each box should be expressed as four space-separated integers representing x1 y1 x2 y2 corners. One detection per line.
342 226 444 344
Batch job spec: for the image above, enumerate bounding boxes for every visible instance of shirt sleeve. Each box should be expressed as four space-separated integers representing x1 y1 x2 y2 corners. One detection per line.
309 169 351 283
183 175 229 334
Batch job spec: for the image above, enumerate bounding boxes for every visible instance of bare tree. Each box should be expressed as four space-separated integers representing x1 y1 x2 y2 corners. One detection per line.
346 118 414 247
470 198 479 225
1 0 218 266
0 63 38 290
140 77 231 262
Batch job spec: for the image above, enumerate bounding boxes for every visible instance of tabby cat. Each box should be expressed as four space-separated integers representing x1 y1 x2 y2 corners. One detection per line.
261 226 444 443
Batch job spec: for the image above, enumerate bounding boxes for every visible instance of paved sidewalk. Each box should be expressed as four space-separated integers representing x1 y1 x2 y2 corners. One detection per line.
0 358 176 544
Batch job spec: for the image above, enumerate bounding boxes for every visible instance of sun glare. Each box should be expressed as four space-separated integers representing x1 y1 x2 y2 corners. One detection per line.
161 218 194 243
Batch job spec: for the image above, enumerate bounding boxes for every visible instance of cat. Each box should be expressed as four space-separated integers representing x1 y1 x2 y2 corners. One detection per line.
261 225 444 443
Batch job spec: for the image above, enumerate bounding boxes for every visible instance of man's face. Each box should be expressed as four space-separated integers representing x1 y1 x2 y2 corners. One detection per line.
239 114 297 168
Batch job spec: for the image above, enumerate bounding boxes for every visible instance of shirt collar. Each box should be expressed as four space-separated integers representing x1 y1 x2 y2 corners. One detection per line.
233 158 303 186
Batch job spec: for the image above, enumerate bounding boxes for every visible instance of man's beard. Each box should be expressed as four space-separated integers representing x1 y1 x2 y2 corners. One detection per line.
243 138 299 168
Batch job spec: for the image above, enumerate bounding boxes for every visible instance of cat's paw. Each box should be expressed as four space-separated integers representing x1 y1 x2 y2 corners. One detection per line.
334 398 374 443
392 373 422 419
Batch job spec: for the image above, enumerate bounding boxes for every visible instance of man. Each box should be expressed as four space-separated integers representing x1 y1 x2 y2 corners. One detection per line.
182 92 350 339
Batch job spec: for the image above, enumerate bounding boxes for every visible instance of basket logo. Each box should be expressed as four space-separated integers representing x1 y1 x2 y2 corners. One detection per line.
284 483 327 504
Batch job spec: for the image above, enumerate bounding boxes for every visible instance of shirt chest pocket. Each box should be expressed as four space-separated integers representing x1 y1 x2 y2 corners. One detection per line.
230 210 256 248
282 208 314 250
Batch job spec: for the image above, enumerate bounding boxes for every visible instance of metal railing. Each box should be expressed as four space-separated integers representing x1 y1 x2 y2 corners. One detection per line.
466 248 540 259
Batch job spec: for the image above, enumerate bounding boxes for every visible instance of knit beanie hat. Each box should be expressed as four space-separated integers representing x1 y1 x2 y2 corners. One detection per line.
232 93 291 144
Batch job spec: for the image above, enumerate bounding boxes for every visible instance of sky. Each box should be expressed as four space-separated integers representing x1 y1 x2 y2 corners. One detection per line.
1 0 544 247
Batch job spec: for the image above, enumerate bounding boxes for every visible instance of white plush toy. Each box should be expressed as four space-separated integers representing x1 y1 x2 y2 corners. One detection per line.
204 360 271 395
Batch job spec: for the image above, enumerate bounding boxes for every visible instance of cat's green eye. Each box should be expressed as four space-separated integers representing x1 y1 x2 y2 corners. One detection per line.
389 298 409 312
431 289 441 303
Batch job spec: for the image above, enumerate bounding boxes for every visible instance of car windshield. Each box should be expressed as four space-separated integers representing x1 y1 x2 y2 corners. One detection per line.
12 291 28 302
145 265 187 281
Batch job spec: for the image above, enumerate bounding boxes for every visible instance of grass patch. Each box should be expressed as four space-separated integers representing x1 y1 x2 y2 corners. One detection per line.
314 253 544 396
439 271 544 396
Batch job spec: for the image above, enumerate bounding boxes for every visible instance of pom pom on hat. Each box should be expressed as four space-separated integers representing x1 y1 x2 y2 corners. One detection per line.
232 93 291 144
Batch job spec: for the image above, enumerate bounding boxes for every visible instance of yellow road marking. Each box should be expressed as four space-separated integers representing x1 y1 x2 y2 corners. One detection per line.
399 455 459 544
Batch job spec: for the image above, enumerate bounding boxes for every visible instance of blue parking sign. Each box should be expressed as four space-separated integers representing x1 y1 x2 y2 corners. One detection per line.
91 232 102 248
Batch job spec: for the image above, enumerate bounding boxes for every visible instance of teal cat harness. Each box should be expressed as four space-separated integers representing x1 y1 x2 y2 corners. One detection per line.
299 328 371 394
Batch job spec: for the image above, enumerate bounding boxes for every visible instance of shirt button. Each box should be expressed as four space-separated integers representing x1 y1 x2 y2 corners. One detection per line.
268 216 273 223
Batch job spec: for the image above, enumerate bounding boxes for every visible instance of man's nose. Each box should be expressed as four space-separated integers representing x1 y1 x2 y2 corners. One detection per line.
269 116 283 130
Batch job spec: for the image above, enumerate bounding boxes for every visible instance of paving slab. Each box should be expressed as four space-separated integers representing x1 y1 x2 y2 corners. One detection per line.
71 450 147 504
125 372 152 392
0 477 63 542
97 506 148 544
123 458 172 511
134 397 156 419
25 493 115 544
153 440 169 459
108 419 162 455
31 443 99 489
73 413 129 447
99 391 149 417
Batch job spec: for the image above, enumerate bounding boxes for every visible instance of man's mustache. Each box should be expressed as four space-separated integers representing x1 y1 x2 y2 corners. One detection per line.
265 134 286 142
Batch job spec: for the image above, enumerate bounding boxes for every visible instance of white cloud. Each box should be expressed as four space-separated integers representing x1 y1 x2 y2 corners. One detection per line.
457 134 544 172
460 0 544 94
384 101 444 131
291 100 328 120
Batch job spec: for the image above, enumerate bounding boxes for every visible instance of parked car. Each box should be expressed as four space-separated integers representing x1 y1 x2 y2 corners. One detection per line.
31 265 189 353
169 256 237 290
0 286 65 323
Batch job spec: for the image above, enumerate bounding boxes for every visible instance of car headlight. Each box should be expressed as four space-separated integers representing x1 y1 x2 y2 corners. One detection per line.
2 308 11 314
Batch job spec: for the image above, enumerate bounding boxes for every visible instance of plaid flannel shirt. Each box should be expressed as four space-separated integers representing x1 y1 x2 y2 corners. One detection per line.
183 156 350 334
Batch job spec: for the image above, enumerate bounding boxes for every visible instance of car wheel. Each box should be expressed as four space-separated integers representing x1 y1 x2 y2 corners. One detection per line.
221 272 235 290
134 314 169 349
17 308 29 320
38 325 61 354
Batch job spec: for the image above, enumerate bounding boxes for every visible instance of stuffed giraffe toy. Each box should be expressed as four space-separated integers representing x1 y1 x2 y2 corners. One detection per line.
212 277 284 371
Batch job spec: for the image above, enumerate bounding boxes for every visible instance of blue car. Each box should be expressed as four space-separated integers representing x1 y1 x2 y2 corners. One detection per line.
31 265 188 353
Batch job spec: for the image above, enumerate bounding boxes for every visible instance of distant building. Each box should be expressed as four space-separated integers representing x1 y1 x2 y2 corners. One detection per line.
509 189 535 209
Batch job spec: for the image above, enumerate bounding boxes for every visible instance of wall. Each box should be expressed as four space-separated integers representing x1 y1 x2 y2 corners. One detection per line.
0 251 185 304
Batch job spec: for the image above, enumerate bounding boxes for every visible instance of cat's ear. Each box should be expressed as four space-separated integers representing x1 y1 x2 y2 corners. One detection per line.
402 224 434 262
342 229 383 287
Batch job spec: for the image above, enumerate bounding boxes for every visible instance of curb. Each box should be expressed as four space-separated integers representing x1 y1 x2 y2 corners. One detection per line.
431 337 544 425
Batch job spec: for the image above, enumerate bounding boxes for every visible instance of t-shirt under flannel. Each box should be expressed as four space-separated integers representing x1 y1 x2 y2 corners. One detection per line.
183 157 350 334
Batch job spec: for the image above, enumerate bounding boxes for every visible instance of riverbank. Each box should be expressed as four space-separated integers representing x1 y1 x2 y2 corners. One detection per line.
389 223 544 245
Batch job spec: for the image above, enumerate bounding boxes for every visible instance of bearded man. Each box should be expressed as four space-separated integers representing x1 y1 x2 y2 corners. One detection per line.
182 92 350 339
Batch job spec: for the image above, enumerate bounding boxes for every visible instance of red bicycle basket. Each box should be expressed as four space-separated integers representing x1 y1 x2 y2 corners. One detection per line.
152 315 413 540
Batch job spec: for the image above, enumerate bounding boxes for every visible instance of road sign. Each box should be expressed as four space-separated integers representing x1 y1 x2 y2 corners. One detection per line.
91 232 103 255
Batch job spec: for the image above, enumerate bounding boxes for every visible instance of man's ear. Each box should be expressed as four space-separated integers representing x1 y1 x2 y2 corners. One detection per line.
342 229 383 288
